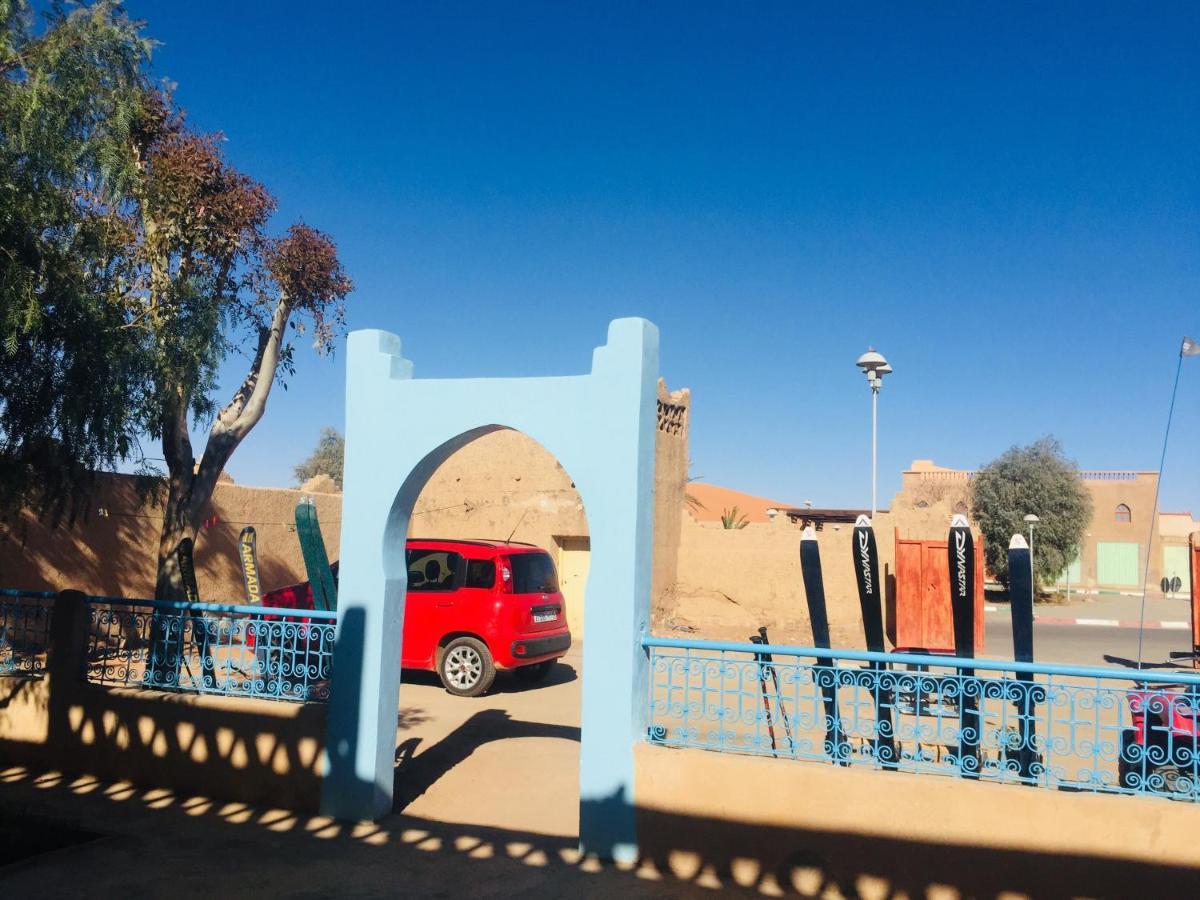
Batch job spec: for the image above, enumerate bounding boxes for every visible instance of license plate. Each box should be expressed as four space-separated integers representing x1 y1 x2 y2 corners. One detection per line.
533 612 556 623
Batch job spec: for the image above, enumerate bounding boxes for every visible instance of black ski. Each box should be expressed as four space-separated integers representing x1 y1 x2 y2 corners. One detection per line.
947 514 980 777
178 536 201 603
1007 533 1040 781
239 526 262 605
296 499 337 612
799 528 848 763
852 515 897 769
177 536 214 687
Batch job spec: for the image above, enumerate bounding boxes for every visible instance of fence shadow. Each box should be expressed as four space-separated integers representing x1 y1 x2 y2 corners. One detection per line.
1 759 1198 897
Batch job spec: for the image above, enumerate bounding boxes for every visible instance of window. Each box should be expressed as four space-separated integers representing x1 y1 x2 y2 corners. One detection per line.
406 549 461 591
464 559 496 589
509 552 559 593
1115 504 1132 524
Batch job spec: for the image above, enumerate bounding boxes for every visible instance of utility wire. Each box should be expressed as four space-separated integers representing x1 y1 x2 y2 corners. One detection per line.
1136 348 1185 668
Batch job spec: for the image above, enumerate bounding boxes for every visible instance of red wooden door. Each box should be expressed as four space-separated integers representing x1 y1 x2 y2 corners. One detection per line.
892 530 985 655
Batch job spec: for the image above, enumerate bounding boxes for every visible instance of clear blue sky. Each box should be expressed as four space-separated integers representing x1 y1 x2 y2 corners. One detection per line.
124 1 1199 512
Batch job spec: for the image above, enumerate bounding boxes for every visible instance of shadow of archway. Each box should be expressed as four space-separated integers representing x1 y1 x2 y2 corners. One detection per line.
392 708 581 814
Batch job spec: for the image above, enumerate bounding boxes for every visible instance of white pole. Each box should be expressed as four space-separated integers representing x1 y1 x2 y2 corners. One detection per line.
871 385 878 518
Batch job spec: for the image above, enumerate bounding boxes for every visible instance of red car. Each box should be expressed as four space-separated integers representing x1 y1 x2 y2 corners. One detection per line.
261 539 571 697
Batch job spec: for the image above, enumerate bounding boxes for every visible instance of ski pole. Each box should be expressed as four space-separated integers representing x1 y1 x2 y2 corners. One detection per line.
750 633 779 756
758 626 795 754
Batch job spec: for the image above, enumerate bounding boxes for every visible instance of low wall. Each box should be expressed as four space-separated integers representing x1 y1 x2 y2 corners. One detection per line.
634 744 1200 896
0 592 326 811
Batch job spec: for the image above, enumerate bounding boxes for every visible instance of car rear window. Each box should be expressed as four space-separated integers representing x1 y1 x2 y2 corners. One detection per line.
406 549 461 592
464 559 495 589
510 552 558 593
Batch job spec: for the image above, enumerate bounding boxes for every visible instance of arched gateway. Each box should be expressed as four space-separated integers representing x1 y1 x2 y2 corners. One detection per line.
321 318 658 861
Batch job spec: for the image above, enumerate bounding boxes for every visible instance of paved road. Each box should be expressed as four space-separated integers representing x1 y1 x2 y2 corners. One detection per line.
984 619 1192 669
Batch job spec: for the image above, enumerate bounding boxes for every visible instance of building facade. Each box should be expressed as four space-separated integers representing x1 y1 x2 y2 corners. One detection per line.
892 459 1197 594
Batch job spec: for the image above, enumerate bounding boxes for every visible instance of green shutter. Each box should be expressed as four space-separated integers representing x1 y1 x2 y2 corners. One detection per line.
1096 542 1139 587
1163 545 1191 591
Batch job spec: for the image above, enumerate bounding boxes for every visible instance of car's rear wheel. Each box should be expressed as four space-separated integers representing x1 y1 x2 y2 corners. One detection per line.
438 637 495 697
514 660 556 683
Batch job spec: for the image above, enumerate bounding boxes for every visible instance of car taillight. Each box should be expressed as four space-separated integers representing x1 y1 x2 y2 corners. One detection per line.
498 557 513 593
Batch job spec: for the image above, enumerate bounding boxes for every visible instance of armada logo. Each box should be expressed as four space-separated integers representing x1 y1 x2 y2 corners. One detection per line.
240 536 260 600
954 530 968 596
857 530 873 595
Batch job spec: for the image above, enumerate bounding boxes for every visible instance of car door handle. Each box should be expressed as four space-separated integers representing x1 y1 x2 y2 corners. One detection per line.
436 601 453 608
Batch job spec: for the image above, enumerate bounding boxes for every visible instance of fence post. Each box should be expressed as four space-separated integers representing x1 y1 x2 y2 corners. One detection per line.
47 590 88 689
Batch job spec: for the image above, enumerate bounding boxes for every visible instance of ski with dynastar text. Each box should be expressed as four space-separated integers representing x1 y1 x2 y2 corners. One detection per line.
1007 533 1040 780
851 515 897 769
239 526 262 605
296 498 337 612
947 514 980 777
799 527 848 763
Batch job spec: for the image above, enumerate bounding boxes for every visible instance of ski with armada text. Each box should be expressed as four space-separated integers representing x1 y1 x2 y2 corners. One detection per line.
239 527 262 605
296 498 337 612
851 515 897 769
947 514 980 777
1007 533 1041 781
799 528 849 763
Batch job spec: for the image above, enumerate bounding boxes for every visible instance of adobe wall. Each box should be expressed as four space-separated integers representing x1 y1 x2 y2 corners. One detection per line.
0 378 690 615
664 512 904 649
0 474 342 601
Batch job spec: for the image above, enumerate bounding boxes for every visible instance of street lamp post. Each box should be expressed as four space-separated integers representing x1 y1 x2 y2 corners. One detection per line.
1023 513 1040 584
856 348 892 518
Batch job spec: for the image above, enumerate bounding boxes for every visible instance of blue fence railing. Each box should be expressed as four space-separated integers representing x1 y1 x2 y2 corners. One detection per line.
85 596 337 703
644 636 1200 803
0 589 55 677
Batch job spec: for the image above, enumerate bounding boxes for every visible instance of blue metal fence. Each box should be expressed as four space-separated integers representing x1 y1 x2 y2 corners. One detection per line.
86 596 337 702
645 636 1200 802
0 589 55 677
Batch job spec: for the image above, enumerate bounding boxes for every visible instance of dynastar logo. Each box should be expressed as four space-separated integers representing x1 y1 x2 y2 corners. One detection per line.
954 530 968 596
857 529 873 595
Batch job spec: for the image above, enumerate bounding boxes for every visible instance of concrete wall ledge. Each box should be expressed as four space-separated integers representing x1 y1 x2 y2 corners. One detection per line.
635 743 1200 896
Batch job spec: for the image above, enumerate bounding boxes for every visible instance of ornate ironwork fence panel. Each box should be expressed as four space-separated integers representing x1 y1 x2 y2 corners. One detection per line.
0 589 54 677
645 636 1200 802
85 597 337 702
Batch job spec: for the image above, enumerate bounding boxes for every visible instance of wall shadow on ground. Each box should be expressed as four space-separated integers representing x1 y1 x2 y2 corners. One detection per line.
1 759 1198 897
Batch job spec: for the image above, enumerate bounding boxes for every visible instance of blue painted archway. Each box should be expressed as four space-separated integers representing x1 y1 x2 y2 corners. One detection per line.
321 318 658 861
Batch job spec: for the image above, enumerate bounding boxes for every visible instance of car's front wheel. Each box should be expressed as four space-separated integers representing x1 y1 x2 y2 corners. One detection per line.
437 637 495 697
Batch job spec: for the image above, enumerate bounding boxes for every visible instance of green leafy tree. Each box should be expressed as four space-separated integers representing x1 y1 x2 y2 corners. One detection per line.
120 93 352 599
0 0 152 522
970 436 1092 588
294 427 344 489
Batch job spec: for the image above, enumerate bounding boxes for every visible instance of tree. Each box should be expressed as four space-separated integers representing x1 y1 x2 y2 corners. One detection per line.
720 506 749 530
119 92 352 599
970 436 1092 588
0 1 152 522
294 427 344 489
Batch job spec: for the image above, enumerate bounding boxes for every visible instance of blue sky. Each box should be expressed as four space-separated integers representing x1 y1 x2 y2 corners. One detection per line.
123 1 1199 512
